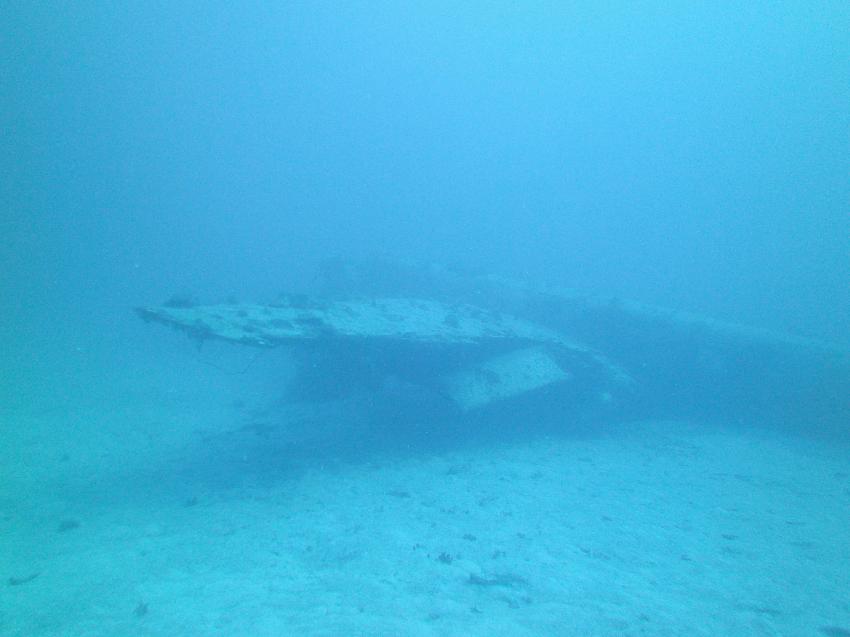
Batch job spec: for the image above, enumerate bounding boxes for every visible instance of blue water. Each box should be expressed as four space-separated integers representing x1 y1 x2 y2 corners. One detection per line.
2 3 849 635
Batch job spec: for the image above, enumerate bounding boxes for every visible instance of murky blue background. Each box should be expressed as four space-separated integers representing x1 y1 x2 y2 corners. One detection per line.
5 4 848 364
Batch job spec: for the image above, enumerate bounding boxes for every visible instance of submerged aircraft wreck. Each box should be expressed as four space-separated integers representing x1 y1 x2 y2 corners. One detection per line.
136 295 628 412
137 259 850 429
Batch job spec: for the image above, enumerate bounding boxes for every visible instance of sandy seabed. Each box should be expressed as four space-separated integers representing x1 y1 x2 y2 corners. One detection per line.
1 384 849 637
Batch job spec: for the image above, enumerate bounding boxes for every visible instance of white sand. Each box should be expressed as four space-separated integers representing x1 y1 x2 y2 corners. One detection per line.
2 378 849 636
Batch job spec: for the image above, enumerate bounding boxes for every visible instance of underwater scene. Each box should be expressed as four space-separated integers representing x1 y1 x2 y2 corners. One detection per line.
2 4 849 636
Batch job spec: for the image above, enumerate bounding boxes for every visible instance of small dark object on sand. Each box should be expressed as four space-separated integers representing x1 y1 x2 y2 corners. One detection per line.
8 573 40 586
468 572 527 588
57 519 80 532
